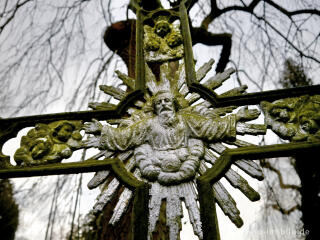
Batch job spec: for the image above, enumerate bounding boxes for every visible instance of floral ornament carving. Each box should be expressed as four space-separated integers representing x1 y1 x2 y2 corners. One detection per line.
83 60 266 239
144 17 183 62
14 121 82 166
261 95 320 142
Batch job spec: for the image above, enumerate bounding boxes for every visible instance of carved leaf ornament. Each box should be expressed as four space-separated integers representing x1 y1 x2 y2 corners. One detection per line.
0 1 320 240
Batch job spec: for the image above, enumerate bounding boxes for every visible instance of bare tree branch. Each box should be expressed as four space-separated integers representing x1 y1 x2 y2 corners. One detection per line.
0 0 33 35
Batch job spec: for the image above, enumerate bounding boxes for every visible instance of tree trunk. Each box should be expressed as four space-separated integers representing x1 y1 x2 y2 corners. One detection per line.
295 151 320 240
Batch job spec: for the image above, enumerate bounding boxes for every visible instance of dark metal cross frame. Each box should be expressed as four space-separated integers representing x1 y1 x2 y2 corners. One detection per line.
1 1 320 239
1 89 320 240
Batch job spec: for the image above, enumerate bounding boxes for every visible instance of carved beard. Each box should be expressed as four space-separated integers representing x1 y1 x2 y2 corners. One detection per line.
158 110 177 127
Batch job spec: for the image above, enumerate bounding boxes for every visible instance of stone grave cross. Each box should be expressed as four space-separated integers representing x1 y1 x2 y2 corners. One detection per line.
1 1 320 239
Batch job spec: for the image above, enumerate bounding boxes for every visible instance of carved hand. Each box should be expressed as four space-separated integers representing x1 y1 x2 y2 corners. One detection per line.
236 106 260 122
143 165 161 181
158 172 181 185
157 166 197 185
82 136 101 148
83 119 102 134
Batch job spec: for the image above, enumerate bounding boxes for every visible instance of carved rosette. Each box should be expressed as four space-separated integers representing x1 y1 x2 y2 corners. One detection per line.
14 120 82 166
